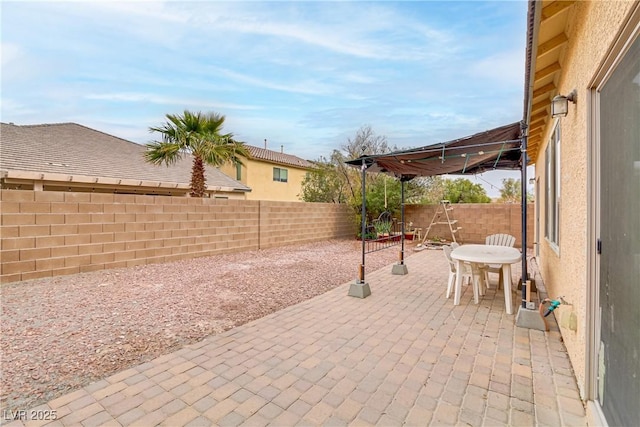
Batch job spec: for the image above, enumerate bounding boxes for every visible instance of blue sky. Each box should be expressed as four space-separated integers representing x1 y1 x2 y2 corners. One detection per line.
1 0 531 196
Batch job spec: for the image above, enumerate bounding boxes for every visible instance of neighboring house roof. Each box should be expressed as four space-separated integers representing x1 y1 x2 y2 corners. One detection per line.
244 145 313 169
0 122 251 192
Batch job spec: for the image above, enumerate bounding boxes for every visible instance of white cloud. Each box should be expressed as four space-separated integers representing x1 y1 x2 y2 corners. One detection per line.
468 48 526 87
0 0 529 180
208 67 336 96
84 92 259 111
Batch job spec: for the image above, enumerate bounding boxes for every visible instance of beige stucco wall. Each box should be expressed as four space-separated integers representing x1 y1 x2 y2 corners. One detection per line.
533 0 635 395
220 159 309 202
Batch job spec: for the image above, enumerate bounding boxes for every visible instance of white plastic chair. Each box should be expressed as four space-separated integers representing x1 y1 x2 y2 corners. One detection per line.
443 245 485 303
486 234 516 247
484 234 516 289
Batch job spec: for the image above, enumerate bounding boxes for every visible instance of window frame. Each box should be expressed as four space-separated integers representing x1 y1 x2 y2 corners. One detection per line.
545 121 561 252
273 167 288 183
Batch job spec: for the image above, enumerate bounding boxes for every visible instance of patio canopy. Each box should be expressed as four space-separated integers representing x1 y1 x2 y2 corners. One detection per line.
345 121 523 178
345 120 530 309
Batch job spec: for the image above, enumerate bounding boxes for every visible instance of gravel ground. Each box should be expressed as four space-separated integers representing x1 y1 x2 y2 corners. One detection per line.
0 239 400 412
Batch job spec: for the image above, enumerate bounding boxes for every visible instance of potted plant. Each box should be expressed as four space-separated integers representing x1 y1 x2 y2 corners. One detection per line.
374 219 393 239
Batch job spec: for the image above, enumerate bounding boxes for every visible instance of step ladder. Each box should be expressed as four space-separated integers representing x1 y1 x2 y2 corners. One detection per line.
420 200 462 244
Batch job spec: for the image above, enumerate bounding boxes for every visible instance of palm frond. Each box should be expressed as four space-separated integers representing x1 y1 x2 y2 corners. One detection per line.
146 109 245 195
144 141 183 165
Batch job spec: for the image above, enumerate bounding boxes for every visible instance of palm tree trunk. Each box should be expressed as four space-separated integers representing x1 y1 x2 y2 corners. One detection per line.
190 156 207 197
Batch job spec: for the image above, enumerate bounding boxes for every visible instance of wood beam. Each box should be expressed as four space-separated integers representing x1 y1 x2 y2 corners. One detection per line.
530 123 546 136
532 99 550 114
530 124 544 135
529 132 542 142
529 137 542 149
542 1 575 21
529 130 541 139
533 83 556 99
531 111 548 124
534 62 562 82
529 116 546 132
537 33 569 57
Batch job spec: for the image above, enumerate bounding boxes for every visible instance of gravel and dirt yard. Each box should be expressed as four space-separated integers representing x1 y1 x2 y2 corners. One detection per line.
0 239 401 412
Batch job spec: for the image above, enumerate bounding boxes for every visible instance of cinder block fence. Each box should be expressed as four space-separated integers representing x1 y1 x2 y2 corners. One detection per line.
0 190 353 284
405 203 533 248
0 190 533 284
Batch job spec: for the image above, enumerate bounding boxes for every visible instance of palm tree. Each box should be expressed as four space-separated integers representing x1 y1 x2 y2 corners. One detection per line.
145 110 250 197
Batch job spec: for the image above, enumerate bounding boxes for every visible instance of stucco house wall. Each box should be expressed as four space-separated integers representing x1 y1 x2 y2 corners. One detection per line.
533 0 636 395
234 158 309 202
220 145 312 202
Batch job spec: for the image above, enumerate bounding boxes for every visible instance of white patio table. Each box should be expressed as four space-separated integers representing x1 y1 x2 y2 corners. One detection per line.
450 244 521 314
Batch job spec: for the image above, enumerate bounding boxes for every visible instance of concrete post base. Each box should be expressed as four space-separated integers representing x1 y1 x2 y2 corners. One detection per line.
348 282 371 298
515 306 547 331
391 264 408 275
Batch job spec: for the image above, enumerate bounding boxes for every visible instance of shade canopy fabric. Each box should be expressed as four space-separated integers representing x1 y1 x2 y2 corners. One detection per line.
346 122 523 179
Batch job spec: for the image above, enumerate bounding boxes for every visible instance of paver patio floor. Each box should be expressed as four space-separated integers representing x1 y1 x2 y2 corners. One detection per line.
6 249 587 426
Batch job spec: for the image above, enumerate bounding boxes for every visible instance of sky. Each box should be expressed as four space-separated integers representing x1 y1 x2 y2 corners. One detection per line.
1 0 533 197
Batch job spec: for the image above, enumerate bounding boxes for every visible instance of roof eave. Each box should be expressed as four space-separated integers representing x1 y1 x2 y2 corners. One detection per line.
0 169 250 193
523 0 542 166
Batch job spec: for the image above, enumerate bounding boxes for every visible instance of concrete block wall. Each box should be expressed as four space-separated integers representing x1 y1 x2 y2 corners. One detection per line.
405 203 534 247
1 190 531 284
258 201 353 249
0 190 352 284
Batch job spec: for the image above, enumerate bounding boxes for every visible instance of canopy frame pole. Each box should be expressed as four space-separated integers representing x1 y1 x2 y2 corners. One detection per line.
520 124 529 308
359 159 367 284
400 180 405 265
348 157 372 298
461 154 470 174
493 142 507 169
391 177 410 275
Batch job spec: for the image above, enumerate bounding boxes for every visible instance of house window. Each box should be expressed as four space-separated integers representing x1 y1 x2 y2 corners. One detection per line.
545 123 560 248
273 167 288 182
236 163 242 181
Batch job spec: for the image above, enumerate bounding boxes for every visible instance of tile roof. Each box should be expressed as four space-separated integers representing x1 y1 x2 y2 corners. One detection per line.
0 122 250 192
244 145 313 169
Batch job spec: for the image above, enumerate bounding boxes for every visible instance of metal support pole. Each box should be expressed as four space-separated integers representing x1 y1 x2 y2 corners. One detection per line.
400 180 405 265
349 158 372 297
360 159 366 283
392 178 409 275
521 132 528 308
515 120 545 329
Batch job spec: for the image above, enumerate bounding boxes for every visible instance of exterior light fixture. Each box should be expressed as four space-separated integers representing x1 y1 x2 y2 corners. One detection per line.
551 89 577 118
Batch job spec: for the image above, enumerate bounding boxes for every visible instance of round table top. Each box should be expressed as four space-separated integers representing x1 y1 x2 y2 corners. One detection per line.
450 244 521 264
